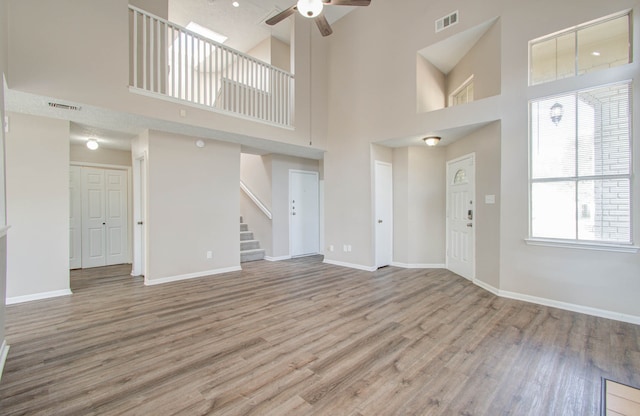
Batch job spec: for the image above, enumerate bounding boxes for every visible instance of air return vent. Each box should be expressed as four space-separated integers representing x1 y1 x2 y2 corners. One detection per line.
435 10 458 33
48 102 81 111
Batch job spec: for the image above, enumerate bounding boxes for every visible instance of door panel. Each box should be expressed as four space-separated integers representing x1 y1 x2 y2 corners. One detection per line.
290 170 319 257
81 167 128 268
446 155 475 280
375 161 393 268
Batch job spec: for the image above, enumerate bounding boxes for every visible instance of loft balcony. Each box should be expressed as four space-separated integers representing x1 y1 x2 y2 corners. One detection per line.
129 6 294 128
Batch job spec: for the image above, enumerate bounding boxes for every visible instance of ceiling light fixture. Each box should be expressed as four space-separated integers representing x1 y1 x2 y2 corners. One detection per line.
591 51 601 56
423 136 441 146
297 0 323 18
232 1 240 7
86 138 99 150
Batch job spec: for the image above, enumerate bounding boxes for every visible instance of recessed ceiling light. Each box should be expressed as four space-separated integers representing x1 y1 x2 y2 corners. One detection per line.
232 1 240 7
592 51 601 56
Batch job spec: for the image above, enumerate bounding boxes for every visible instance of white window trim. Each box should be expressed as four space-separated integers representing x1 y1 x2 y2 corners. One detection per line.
528 9 632 86
528 81 634 248
448 75 474 107
525 238 639 253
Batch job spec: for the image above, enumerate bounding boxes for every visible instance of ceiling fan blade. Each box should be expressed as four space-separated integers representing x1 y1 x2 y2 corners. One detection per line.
325 0 371 6
315 15 333 36
265 5 297 26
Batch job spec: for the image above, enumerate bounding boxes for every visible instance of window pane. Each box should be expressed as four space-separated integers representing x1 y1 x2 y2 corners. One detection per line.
578 179 630 242
532 181 576 239
531 33 575 85
578 15 630 75
577 84 631 176
531 95 576 179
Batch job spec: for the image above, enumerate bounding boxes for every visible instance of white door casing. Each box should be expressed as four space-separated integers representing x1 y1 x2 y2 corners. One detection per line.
446 154 475 280
69 166 82 269
290 170 320 257
374 161 393 268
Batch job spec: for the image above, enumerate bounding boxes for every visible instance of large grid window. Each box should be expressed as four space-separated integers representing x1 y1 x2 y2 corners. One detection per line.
529 12 631 85
530 82 632 244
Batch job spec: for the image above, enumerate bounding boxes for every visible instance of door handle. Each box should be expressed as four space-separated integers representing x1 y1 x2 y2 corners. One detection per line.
292 212 296 216
378 219 383 224
137 221 144 225
467 223 473 228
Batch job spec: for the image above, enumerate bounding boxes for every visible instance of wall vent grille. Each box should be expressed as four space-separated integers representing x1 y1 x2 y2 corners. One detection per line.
435 10 459 33
48 102 81 111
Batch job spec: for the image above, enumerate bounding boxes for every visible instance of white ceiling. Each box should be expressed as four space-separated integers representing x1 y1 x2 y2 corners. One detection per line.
169 0 357 52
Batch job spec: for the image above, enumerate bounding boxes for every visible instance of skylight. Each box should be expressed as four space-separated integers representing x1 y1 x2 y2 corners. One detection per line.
186 21 228 44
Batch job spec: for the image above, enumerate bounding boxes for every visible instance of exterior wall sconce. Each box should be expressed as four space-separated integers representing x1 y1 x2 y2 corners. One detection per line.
550 102 564 125
423 136 441 146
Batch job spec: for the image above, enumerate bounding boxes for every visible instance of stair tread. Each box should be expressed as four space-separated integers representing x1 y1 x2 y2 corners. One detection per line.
240 248 265 253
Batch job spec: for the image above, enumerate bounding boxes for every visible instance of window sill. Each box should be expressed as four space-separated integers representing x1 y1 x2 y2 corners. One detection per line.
525 238 639 253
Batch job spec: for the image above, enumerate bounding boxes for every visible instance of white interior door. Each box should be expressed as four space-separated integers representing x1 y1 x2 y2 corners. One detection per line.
69 166 82 269
375 161 393 268
290 170 319 257
446 154 475 280
82 167 107 268
81 167 129 268
105 170 128 265
132 156 146 276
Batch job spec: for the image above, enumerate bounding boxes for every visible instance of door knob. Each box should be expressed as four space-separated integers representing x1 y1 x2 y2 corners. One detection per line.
292 212 296 216
467 223 473 227
378 219 383 224
137 221 144 225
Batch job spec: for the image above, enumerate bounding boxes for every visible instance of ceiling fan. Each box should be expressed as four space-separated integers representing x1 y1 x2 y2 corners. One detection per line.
266 0 371 37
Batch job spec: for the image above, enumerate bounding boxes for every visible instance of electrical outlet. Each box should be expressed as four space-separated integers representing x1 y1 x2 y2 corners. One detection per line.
206 251 213 259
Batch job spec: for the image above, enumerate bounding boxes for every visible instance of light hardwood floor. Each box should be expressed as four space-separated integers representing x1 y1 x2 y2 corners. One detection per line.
1 256 639 415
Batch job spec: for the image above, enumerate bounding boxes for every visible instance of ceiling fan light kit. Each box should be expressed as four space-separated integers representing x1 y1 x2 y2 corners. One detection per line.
266 0 371 37
297 0 323 18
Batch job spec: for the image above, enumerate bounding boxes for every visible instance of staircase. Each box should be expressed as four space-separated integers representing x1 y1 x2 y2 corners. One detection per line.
240 217 265 262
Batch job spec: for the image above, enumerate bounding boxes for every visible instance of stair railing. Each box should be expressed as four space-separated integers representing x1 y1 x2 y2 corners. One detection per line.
240 181 272 220
129 6 294 128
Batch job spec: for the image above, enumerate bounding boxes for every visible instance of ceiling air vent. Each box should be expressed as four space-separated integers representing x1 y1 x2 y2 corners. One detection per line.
435 10 459 33
48 102 81 111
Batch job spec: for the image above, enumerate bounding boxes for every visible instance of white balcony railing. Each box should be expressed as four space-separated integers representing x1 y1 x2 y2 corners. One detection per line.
129 6 294 127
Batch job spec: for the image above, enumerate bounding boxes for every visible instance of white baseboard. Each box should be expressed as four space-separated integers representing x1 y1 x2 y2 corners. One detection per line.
323 259 377 272
144 266 242 286
498 289 640 325
264 255 291 262
6 289 73 305
473 278 500 296
0 340 9 381
391 262 446 269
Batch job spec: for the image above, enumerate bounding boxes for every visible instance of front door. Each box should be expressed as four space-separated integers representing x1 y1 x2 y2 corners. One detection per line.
446 154 475 280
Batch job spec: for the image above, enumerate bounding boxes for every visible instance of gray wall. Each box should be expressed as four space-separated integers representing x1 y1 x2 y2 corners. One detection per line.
6 113 70 298
70 144 132 167
0 0 7 365
146 131 241 281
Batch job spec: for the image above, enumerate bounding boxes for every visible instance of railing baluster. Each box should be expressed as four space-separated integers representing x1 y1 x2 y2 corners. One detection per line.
129 6 293 127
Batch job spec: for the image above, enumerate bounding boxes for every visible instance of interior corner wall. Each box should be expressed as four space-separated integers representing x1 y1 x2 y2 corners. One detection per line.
146 131 240 282
416 55 445 113
446 19 501 102
5 113 70 298
445 122 501 289
70 144 132 167
130 0 168 19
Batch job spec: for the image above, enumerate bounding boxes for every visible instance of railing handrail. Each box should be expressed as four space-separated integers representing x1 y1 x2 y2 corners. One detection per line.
240 181 272 220
128 5 294 78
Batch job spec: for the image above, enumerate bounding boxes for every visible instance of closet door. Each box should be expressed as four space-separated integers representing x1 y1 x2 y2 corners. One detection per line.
82 167 107 268
81 167 128 268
